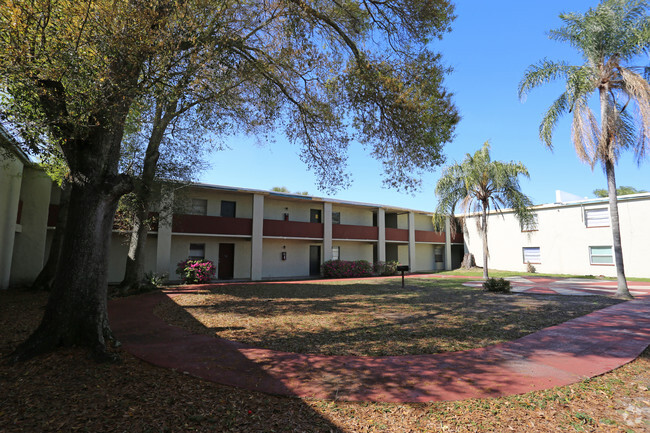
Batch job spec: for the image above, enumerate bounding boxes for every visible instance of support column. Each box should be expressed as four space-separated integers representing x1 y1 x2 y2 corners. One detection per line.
0 156 23 289
250 194 264 281
377 208 386 262
323 202 333 261
444 217 452 271
408 212 416 270
156 188 174 277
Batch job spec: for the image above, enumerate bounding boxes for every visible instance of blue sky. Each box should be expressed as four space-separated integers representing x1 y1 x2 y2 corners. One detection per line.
201 0 649 211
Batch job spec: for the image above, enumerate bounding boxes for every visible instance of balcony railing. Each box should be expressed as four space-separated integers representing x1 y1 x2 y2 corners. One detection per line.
172 214 252 236
263 219 323 238
385 227 408 242
332 224 378 240
414 230 445 243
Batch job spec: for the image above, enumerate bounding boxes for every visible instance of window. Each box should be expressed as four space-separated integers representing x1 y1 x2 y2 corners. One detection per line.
585 208 609 227
434 247 444 263
310 209 322 223
332 246 340 260
189 243 205 260
191 198 207 215
521 214 539 232
332 212 341 225
522 247 541 264
589 246 613 265
220 200 236 218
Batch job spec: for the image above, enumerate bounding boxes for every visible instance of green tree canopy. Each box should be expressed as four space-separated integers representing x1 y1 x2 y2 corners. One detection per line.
433 141 534 279
0 0 459 361
593 186 647 197
519 0 650 299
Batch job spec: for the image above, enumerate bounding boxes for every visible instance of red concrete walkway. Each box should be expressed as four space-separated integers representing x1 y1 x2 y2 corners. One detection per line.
108 278 650 403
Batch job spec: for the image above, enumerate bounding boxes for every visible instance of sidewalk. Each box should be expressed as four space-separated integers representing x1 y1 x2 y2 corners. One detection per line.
108 277 650 403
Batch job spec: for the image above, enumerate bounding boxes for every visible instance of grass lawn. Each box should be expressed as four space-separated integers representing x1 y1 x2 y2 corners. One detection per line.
434 267 650 282
2 283 649 432
155 278 622 356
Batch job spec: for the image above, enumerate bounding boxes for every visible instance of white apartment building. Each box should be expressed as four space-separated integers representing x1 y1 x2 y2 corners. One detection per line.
463 193 650 278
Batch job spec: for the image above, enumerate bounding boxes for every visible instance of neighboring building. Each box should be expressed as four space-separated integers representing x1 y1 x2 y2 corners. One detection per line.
463 193 650 278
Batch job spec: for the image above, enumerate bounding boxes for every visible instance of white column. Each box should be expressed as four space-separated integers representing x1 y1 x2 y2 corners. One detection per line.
250 194 264 281
408 212 416 270
323 202 333 261
377 208 386 262
444 217 452 270
156 188 174 276
0 156 23 289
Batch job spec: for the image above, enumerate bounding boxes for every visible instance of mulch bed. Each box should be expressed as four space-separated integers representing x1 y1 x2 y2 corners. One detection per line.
1 288 648 432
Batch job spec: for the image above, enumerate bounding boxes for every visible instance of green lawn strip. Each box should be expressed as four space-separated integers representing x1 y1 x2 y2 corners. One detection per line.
433 268 650 282
156 278 622 356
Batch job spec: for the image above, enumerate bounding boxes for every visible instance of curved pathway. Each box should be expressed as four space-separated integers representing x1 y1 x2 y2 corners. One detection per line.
108 277 650 403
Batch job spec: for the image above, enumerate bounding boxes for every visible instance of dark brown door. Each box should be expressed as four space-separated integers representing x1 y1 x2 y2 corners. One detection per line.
309 245 321 276
218 243 235 279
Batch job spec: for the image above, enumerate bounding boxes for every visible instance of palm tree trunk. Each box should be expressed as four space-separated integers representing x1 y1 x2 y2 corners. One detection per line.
481 206 488 279
605 160 632 299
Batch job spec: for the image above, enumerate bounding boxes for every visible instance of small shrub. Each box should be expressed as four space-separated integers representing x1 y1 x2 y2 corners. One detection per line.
144 271 168 288
373 260 399 276
483 277 511 293
526 261 536 273
322 260 373 278
176 259 216 284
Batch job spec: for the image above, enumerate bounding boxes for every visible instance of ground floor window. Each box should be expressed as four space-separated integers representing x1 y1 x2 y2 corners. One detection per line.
189 243 205 260
332 246 340 260
589 246 613 265
522 247 541 264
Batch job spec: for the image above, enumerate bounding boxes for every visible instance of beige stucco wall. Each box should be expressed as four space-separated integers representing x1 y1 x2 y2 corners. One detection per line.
332 205 374 226
334 241 373 262
262 238 318 278
182 188 254 218
463 195 650 278
264 198 323 222
167 235 252 281
414 213 435 231
414 243 443 271
9 167 52 287
107 233 159 283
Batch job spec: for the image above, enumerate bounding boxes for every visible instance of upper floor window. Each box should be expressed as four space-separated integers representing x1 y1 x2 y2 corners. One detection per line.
221 200 236 218
191 198 207 215
332 212 341 225
585 208 609 228
522 247 541 264
310 209 322 223
521 214 539 232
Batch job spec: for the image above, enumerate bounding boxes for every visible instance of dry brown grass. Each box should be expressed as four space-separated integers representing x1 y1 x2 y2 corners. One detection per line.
155 278 622 356
1 286 648 432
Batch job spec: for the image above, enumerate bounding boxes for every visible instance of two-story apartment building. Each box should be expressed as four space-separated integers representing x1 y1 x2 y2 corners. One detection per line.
462 193 650 278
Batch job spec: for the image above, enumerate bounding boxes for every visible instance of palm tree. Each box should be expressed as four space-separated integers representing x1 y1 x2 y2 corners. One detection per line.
519 0 650 299
433 142 534 279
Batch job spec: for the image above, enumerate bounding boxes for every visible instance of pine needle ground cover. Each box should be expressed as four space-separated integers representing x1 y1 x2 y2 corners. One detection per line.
2 286 648 432
155 278 622 356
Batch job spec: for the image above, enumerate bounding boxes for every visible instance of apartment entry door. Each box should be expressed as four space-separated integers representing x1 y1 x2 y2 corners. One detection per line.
218 243 235 280
309 245 321 276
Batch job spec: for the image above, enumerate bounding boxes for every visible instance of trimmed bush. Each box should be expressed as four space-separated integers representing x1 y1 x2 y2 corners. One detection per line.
373 260 399 276
176 259 216 284
526 261 537 273
483 277 511 293
322 260 373 278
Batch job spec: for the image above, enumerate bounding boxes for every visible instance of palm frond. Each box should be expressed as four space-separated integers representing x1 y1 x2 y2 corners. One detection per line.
518 60 575 100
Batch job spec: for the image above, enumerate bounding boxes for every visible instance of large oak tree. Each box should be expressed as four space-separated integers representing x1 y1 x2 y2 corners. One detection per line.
1 0 459 361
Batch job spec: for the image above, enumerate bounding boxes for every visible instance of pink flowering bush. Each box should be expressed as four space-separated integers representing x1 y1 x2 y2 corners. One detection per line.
322 260 373 278
176 259 216 284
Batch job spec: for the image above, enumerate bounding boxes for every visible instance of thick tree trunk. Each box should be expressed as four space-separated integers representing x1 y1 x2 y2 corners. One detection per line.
10 180 127 362
481 206 489 279
605 160 632 299
30 182 71 291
